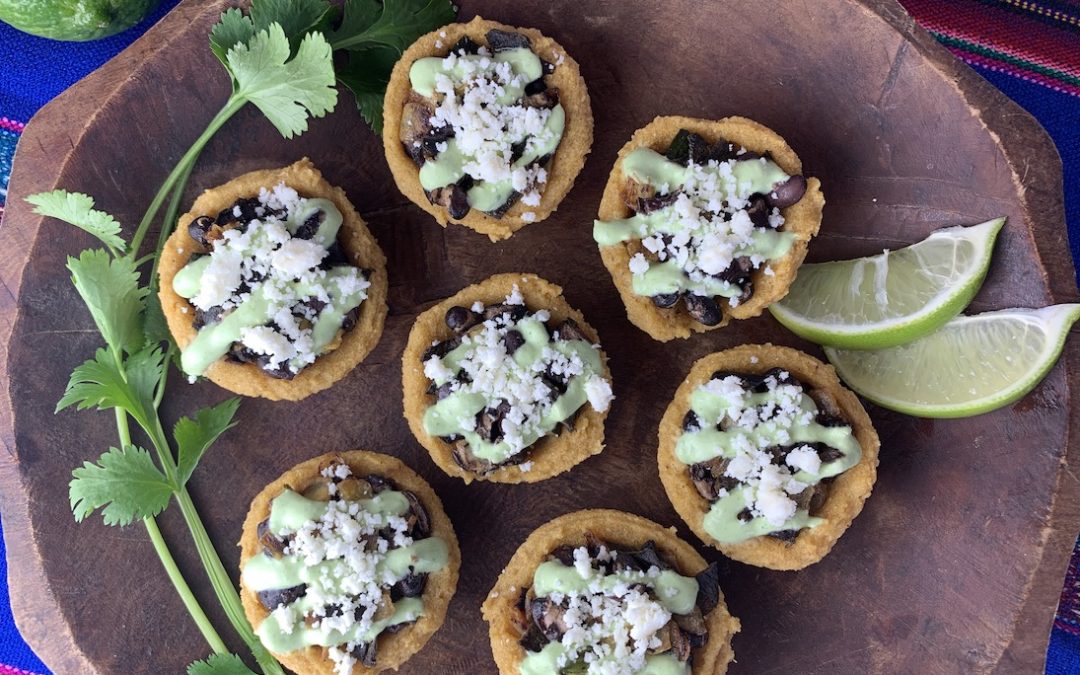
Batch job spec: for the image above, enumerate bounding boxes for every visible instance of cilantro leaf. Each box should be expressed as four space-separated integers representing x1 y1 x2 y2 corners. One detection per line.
143 293 175 352
331 0 456 52
336 46 401 133
175 398 241 486
210 8 255 67
57 347 165 433
27 190 126 254
251 0 334 50
211 0 333 66
66 249 148 356
187 654 259 675
228 24 338 139
70 445 173 526
328 0 381 47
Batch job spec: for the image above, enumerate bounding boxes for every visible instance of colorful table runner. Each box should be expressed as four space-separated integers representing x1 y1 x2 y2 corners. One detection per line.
1 0 1079 672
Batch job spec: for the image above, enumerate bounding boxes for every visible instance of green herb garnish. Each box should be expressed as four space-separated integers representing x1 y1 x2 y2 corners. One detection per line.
28 0 456 672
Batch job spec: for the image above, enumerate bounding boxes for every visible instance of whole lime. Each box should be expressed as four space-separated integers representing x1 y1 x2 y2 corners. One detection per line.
0 0 160 42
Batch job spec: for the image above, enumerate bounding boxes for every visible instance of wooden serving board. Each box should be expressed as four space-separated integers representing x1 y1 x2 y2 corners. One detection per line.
2 0 1079 672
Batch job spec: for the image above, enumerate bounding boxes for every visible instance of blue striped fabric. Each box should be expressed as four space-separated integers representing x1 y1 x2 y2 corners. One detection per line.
0 2 1078 673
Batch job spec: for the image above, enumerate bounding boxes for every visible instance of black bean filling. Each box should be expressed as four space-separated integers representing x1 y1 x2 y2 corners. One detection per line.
629 129 808 326
255 468 432 666
400 29 560 220
423 304 588 476
518 535 720 663
686 368 850 544
185 196 370 380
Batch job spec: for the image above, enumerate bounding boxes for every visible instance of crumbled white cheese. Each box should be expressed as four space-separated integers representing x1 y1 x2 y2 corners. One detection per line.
425 46 559 208
184 182 369 376
521 211 537 223
505 284 524 306
191 248 243 310
425 289 610 462
542 547 674 675
695 371 836 530
271 238 326 278
269 461 424 675
786 446 822 475
628 253 650 276
584 375 613 413
519 461 534 473
623 152 793 296
241 326 297 366
423 355 455 382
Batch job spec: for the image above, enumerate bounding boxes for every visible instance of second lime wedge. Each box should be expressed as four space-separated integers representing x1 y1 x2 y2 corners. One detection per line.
770 217 1005 349
824 304 1080 418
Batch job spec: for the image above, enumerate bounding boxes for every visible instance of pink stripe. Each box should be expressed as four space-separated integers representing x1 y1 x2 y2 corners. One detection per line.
948 46 1080 97
0 665 43 675
0 118 24 133
903 0 1080 77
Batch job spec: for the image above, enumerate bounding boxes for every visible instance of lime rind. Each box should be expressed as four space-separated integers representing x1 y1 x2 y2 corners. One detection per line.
824 304 1080 418
770 217 1005 349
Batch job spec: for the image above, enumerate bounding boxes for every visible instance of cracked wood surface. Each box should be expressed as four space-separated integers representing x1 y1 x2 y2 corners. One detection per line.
0 0 1078 673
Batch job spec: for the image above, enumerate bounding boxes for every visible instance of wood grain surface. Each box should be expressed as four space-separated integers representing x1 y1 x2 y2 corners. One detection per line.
2 0 1078 673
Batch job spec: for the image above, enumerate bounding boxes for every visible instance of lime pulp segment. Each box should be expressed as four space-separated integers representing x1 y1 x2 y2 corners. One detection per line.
769 217 1005 349
824 304 1080 418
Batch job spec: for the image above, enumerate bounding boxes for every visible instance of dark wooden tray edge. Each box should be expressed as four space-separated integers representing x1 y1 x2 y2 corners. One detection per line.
0 3 230 673
0 0 1075 672
853 3 1080 669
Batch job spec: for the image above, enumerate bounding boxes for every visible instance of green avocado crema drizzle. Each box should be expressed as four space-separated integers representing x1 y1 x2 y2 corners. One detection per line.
240 488 449 655
409 47 566 213
592 148 797 298
519 559 698 675
171 196 368 377
421 313 607 464
521 644 688 675
676 379 861 544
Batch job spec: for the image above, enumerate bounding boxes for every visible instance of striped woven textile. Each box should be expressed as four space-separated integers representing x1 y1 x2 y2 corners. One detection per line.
902 0 1080 95
0 1 1078 673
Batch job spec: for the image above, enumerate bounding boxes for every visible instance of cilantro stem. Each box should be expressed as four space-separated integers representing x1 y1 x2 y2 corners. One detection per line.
144 515 230 655
140 407 283 675
150 158 197 286
113 405 229 654
175 487 284 675
129 96 246 257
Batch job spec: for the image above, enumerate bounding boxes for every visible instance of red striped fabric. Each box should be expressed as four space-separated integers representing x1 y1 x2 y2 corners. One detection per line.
901 0 1080 95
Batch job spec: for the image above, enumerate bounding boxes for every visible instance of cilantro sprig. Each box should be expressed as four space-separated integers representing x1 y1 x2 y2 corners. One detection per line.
28 0 456 671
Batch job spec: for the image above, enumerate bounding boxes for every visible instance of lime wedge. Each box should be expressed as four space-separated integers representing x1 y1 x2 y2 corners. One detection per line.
770 217 1005 349
824 304 1080 418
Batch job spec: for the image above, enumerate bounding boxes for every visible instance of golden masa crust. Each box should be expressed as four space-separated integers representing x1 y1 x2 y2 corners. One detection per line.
401 273 610 484
657 344 880 570
238 450 462 674
157 158 389 401
382 16 594 241
596 116 825 341
481 509 740 674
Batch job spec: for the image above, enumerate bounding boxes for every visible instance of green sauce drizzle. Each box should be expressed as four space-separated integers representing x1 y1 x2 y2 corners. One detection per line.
520 555 698 674
172 197 368 377
408 48 565 212
531 560 698 615
240 489 450 655
592 148 797 298
677 380 861 543
421 314 606 464
520 643 689 675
